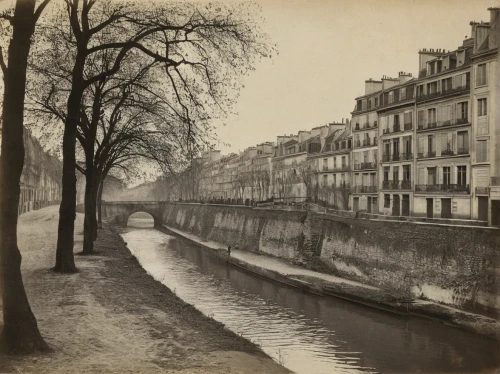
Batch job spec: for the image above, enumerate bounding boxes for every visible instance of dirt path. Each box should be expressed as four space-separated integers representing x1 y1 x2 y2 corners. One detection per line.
0 206 290 373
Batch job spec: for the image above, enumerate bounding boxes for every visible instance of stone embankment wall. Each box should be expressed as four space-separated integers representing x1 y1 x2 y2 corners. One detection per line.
160 203 500 314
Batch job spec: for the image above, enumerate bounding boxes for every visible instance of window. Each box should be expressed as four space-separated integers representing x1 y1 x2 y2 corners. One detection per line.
322 175 328 186
394 114 400 130
404 112 412 125
341 156 346 168
476 63 487 86
457 131 468 154
384 194 390 208
428 167 437 185
427 108 437 124
374 97 378 107
388 91 394 104
392 166 399 182
417 110 425 128
323 158 328 170
443 167 451 186
428 135 435 155
383 166 390 181
476 140 488 162
457 102 468 120
403 165 411 181
478 98 487 117
457 166 467 186
454 73 469 88
442 77 452 92
417 85 424 97
392 138 400 157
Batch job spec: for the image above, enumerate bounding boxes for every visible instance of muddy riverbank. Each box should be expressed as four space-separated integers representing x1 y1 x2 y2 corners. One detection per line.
0 206 289 373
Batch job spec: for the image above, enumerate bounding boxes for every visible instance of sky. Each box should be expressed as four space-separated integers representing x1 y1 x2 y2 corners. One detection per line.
217 0 499 153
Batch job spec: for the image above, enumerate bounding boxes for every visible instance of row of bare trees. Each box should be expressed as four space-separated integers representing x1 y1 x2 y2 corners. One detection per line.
0 0 272 354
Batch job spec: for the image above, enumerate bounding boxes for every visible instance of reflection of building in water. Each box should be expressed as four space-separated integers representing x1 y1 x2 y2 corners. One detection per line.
18 127 62 215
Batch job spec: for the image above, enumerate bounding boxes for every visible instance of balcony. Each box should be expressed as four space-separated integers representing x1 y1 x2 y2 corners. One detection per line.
354 162 377 171
417 151 437 159
377 96 414 110
382 180 412 190
404 122 413 131
352 185 378 193
393 124 401 132
417 117 469 132
475 187 489 195
457 147 469 155
353 122 378 132
416 83 470 103
415 184 470 194
322 165 329 171
382 153 413 162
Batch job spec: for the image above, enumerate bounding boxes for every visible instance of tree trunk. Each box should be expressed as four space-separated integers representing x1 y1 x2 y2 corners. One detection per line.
0 0 49 353
97 179 104 228
54 54 86 273
82 168 95 254
91 179 98 241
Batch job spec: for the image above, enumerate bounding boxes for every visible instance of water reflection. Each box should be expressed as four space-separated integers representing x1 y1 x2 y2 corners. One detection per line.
120 220 499 374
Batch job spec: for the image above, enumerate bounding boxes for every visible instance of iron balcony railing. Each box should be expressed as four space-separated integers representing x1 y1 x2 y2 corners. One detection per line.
404 122 413 131
354 162 377 171
352 185 378 193
377 96 414 109
417 117 469 131
415 184 470 194
322 165 350 172
382 180 412 190
417 151 437 159
475 187 489 195
353 122 378 132
416 83 470 103
382 153 413 162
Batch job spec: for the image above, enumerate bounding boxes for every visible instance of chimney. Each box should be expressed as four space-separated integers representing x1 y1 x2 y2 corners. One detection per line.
488 7 500 49
365 78 382 95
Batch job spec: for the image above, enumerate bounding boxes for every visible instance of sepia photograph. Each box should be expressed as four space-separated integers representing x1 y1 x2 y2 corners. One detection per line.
0 0 499 373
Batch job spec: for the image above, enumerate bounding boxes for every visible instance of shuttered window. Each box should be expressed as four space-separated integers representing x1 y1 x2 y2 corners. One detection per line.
476 64 487 86
476 140 488 162
478 98 487 117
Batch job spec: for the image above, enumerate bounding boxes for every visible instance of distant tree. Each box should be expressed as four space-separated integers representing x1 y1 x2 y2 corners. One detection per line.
0 0 51 353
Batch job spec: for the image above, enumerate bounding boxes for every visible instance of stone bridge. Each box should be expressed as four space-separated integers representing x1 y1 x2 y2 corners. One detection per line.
102 201 164 227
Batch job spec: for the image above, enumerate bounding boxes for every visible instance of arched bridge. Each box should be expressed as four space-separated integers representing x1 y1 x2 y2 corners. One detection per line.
102 201 164 227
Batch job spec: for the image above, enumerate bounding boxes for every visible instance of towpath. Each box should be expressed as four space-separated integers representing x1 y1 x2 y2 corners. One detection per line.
0 206 289 374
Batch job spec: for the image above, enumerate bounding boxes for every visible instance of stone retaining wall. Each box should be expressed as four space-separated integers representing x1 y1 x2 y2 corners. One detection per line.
156 203 500 314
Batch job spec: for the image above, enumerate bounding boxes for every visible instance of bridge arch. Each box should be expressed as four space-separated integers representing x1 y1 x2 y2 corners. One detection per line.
102 201 163 228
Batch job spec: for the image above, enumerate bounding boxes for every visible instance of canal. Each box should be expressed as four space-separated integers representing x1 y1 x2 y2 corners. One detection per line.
118 216 499 374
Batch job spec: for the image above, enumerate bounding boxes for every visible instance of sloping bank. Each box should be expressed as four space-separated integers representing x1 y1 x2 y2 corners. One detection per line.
155 202 500 340
0 206 290 374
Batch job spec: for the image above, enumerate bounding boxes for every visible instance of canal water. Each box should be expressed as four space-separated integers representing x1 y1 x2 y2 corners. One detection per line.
118 216 499 374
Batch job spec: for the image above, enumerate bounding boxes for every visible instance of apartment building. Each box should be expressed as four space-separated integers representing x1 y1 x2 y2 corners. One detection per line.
308 122 351 209
377 73 416 216
470 8 500 225
413 42 473 219
272 126 330 201
350 80 381 213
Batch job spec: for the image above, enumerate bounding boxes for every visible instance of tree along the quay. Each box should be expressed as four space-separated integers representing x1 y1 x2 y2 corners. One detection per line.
0 0 51 353
30 0 272 272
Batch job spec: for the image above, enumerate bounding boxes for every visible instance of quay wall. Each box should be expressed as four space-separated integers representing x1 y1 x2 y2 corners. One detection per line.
128 202 500 314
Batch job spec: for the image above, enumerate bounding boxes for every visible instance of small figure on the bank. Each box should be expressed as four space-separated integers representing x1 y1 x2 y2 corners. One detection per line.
227 245 231 259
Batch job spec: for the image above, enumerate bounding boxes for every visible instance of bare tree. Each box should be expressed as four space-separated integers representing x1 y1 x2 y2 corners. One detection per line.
31 0 272 272
0 0 51 353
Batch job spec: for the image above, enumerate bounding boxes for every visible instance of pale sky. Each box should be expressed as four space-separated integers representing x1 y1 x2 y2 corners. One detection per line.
218 0 499 153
